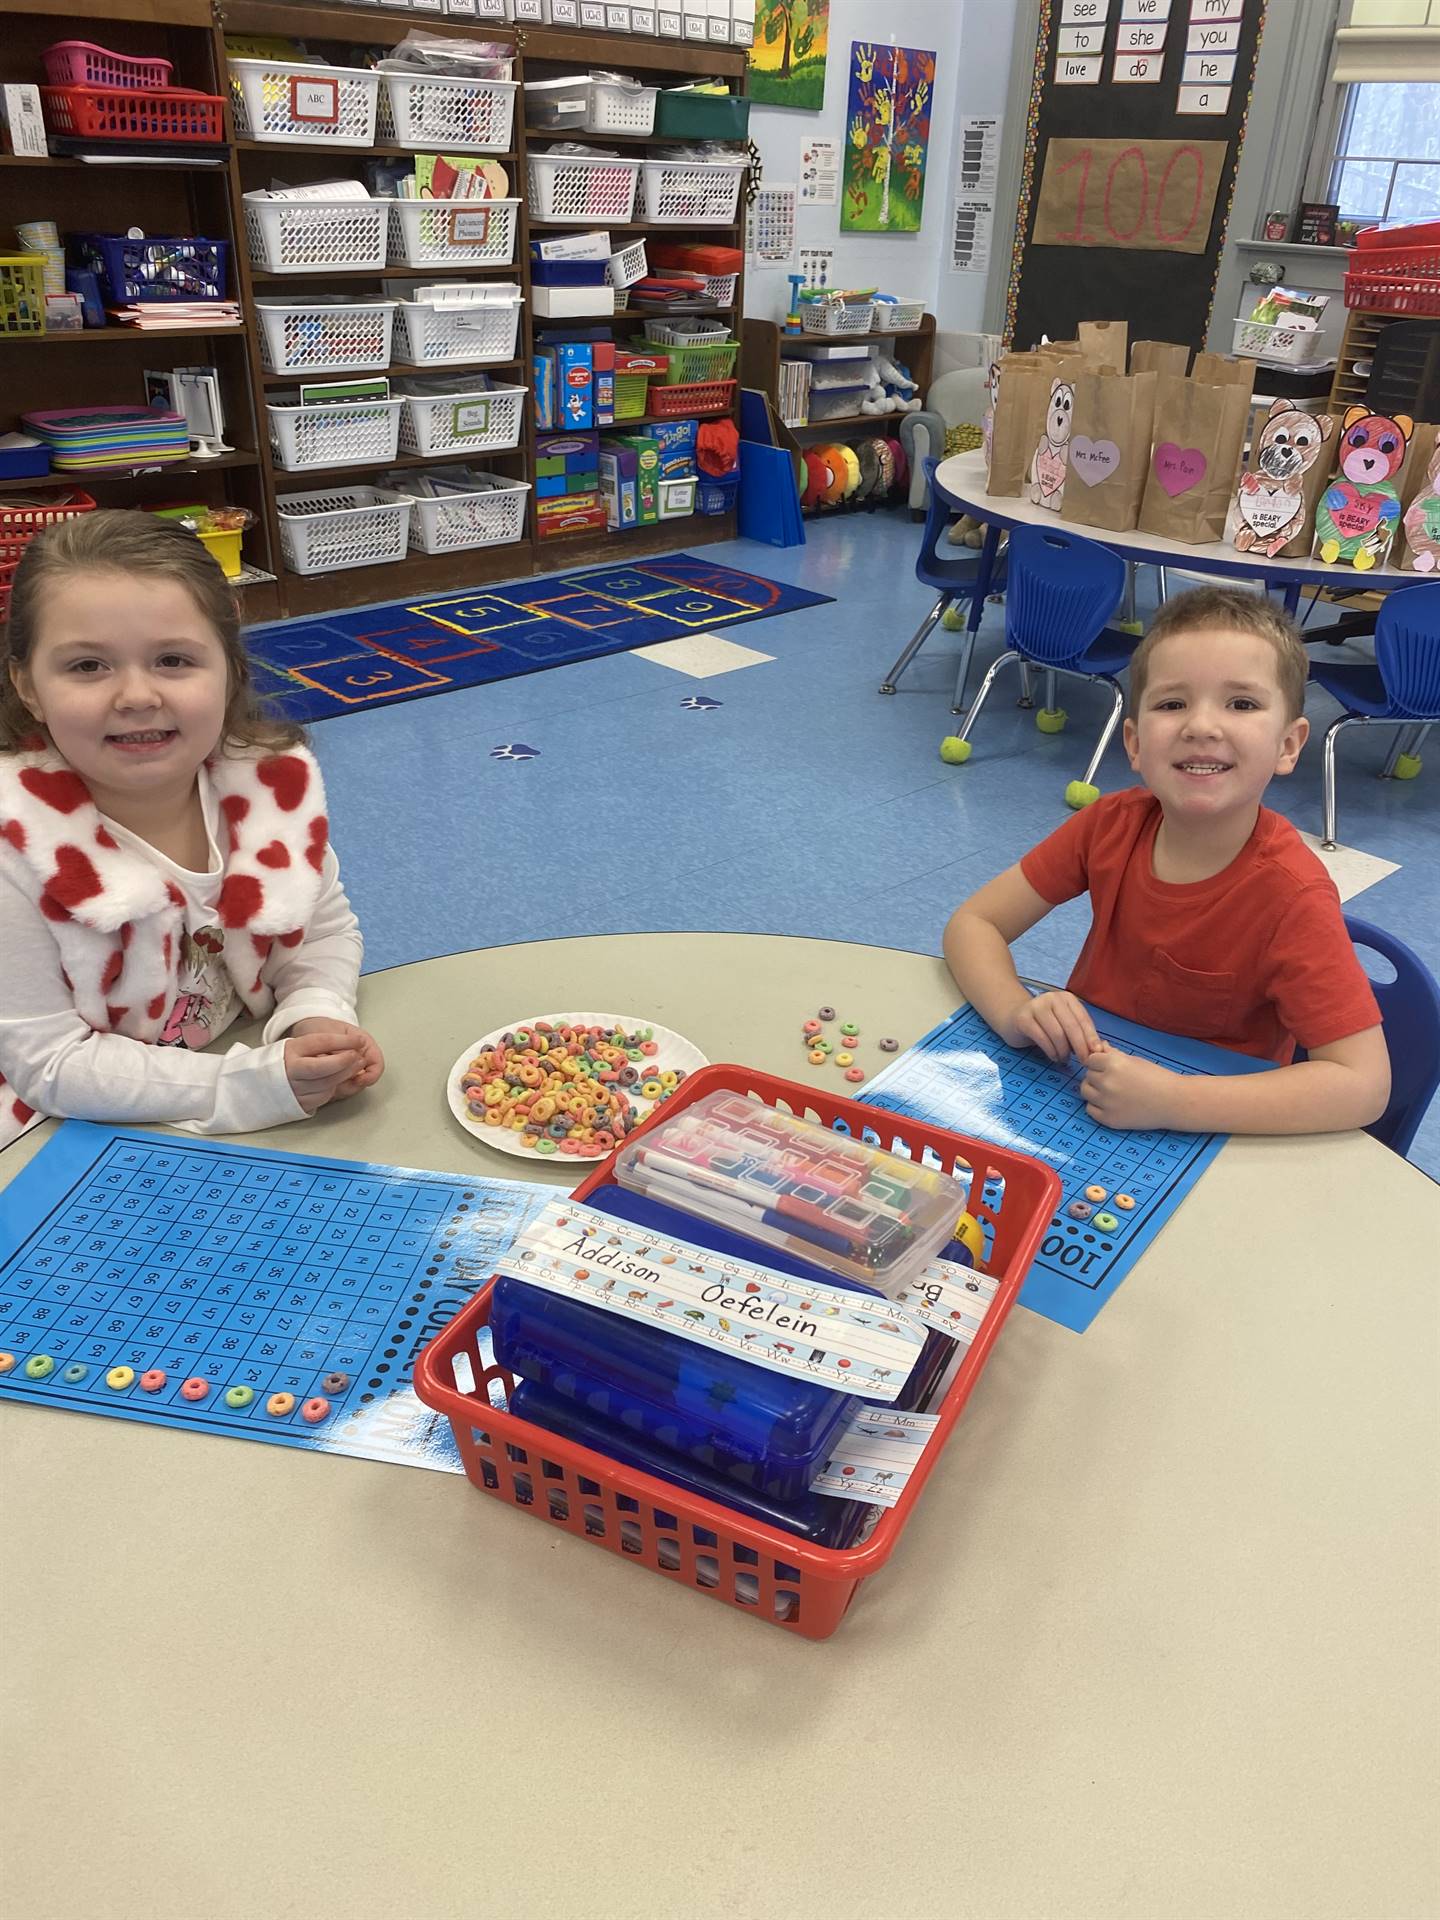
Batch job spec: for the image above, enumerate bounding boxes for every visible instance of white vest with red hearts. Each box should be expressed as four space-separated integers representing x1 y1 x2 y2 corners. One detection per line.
0 742 330 1148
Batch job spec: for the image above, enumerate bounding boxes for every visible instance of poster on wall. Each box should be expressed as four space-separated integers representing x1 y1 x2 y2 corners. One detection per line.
749 0 830 111
841 41 936 234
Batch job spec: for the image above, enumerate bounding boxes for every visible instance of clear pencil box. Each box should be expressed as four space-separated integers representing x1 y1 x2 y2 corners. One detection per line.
611 1088 968 1296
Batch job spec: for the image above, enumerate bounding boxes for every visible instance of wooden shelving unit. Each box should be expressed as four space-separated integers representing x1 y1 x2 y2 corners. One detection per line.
1326 307 1430 414
741 315 936 436
0 0 748 617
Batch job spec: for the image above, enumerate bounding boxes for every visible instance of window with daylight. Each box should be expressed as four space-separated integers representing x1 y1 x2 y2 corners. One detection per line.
1327 81 1440 225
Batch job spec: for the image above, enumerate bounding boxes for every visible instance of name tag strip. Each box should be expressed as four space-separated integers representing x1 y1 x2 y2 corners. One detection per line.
809 1407 941 1508
892 1258 1000 1347
499 1200 926 1401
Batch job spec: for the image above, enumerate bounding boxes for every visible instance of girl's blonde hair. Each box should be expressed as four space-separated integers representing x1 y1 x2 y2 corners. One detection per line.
1 509 304 754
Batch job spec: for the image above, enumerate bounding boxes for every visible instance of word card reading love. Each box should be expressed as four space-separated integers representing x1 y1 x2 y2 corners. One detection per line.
499 1200 927 1399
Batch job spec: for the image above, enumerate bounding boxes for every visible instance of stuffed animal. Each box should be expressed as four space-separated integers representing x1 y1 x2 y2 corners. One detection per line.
1315 406 1414 570
1402 426 1440 573
1230 401 1336 558
873 350 922 413
1028 378 1073 512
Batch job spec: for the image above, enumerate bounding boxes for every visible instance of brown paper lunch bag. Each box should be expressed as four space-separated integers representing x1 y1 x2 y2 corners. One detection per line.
1397 421 1440 572
1138 369 1254 544
1225 401 1339 560
1059 371 1157 533
1077 320 1129 374
987 354 1061 496
1190 352 1258 394
1129 339 1191 378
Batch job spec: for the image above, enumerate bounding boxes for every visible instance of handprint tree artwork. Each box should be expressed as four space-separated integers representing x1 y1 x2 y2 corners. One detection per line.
841 41 936 234
749 0 829 110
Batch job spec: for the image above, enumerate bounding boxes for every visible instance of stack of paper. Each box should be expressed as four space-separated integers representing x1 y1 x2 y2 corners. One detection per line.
107 303 242 329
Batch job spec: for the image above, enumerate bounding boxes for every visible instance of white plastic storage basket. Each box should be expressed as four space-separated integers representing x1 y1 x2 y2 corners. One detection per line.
276 488 413 575
228 60 380 146
802 299 876 336
703 272 739 306
526 152 641 224
394 295 522 365
243 193 388 275
399 474 530 553
377 72 516 151
255 300 397 376
387 198 519 269
657 475 697 519
1231 316 1325 366
267 398 404 472
586 77 658 134
642 315 729 346
398 383 526 456
639 157 746 225
874 298 925 332
606 240 648 289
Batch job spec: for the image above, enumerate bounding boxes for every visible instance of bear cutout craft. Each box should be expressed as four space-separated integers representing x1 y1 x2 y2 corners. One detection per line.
1401 426 1440 573
1314 406 1414 571
1028 378 1073 513
1229 401 1336 559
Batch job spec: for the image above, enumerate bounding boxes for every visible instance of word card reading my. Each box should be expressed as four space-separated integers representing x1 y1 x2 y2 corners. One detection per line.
500 1200 926 1400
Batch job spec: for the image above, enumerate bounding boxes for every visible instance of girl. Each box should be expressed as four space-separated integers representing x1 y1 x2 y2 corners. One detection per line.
0 510 384 1150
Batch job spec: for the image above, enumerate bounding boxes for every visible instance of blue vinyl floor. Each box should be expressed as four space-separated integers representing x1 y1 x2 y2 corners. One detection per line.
294 510 1440 1179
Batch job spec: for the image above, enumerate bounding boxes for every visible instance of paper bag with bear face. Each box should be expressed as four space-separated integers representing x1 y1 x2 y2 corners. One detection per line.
1137 370 1253 544
1027 375 1077 514
1399 422 1440 574
1314 407 1414 570
986 354 1059 497
1059 371 1157 533
1226 400 1337 560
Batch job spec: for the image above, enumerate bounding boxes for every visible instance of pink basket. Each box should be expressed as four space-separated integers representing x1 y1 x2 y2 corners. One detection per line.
42 40 173 90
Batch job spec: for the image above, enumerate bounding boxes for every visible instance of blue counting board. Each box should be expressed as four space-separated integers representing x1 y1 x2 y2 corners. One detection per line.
860 1002 1270 1333
0 1124 547 1470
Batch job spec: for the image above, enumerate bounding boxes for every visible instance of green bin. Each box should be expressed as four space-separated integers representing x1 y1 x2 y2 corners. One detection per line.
654 91 751 140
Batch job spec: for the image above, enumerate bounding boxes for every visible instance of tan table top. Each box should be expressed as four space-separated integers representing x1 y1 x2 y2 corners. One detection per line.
2 934 1437 1920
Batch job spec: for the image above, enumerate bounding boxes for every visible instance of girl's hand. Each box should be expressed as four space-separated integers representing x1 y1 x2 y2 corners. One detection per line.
289 1018 385 1103
1003 990 1100 1064
284 1029 363 1115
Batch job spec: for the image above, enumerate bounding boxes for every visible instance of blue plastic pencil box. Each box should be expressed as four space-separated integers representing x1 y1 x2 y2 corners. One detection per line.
490 1181 946 1503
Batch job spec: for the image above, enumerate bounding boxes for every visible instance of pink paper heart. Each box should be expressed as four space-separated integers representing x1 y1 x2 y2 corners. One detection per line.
1154 443 1207 497
1070 436 1121 487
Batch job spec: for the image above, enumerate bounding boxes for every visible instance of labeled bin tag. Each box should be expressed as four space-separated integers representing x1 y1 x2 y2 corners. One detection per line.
809 1407 941 1507
498 1199 926 1401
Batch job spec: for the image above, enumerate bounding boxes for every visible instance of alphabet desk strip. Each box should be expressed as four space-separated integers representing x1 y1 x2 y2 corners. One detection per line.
499 1201 927 1401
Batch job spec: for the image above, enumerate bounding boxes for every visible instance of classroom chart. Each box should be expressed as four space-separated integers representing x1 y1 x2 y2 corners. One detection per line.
860 1003 1268 1332
0 1126 551 1472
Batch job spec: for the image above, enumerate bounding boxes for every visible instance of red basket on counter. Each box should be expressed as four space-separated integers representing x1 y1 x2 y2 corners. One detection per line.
1 491 100 618
645 377 736 419
413 1062 1061 1640
1343 220 1440 314
39 84 224 144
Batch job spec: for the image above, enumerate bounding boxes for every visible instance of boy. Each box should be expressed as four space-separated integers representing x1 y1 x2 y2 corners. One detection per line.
943 587 1390 1134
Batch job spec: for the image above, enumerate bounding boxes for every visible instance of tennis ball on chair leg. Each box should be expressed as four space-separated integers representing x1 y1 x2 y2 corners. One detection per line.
941 605 965 630
1065 779 1100 809
1036 707 1067 734
940 736 972 764
1394 752 1423 780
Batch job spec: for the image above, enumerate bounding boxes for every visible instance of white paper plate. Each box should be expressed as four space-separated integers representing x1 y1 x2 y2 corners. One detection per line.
446 1010 708 1161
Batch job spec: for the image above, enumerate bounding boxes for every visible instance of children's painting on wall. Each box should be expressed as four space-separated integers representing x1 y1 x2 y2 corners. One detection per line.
749 0 830 111
842 42 936 233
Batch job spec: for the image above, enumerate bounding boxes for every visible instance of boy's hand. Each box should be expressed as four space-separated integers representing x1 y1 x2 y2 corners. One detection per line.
1078 1044 1187 1131
289 1018 386 1103
1004 990 1100 1064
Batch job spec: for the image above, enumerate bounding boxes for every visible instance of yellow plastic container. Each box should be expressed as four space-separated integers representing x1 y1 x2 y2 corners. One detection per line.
0 254 46 336
152 504 244 578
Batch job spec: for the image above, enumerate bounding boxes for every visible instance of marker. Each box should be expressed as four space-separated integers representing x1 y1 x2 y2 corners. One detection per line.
634 1170 861 1264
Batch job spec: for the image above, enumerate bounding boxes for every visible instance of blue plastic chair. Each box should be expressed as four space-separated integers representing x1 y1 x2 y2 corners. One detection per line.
1308 582 1440 848
942 523 1132 809
880 458 1005 707
1297 918 1440 1158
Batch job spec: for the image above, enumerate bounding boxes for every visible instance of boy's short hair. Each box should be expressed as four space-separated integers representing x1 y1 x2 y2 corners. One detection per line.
1129 587 1309 722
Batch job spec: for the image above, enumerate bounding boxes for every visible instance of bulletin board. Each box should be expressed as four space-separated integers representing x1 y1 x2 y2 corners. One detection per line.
1005 0 1268 354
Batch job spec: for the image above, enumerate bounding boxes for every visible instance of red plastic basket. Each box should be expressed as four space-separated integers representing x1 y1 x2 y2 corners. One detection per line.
39 84 224 144
645 377 736 419
0 492 97 573
42 40 173 90
1343 245 1440 315
413 1062 1061 1640
0 560 18 626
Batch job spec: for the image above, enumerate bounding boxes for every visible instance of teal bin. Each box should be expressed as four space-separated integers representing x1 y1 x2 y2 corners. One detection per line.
654 90 751 140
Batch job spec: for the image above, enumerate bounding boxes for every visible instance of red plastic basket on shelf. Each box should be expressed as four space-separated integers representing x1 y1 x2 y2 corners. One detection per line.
645 377 737 419
1343 220 1440 315
42 41 174 90
413 1062 1061 1640
0 492 98 575
39 84 224 144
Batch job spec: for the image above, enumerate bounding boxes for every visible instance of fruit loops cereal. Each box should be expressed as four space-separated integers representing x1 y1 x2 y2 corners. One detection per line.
458 1021 687 1156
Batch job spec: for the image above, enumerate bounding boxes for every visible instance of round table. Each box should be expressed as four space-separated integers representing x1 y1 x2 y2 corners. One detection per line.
934 448 1418 620
2 934 1436 1920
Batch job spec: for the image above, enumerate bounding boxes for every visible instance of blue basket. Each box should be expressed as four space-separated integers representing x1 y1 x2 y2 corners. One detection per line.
72 233 229 304
696 471 739 516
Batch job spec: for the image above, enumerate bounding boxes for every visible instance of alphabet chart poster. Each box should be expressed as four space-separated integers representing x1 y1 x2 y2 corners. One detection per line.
859 1003 1269 1333
0 1125 551 1472
1005 0 1267 353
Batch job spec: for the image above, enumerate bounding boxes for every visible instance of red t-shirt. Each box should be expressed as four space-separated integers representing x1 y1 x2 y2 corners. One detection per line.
1019 788 1380 1063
